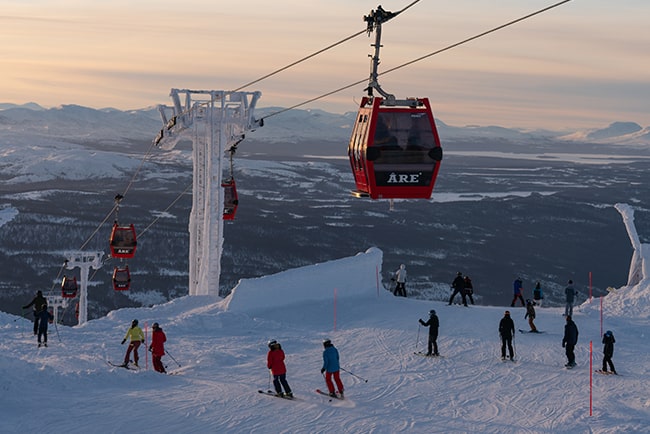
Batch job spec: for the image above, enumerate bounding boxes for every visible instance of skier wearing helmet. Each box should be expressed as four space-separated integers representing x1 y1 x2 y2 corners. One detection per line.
149 322 167 373
267 340 293 398
120 319 145 367
321 339 344 398
418 309 440 356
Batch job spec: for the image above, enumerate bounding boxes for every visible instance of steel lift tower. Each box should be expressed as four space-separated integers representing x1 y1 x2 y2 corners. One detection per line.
154 89 261 296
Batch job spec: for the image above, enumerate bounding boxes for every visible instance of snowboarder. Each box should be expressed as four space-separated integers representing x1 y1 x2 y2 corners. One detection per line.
320 339 344 398
449 272 467 306
524 299 538 332
564 280 576 317
22 290 47 335
418 310 440 356
499 310 515 360
511 277 525 307
393 264 407 297
149 322 167 373
35 302 54 347
562 315 579 368
121 319 145 367
267 339 293 398
533 281 544 307
601 330 617 374
464 275 475 305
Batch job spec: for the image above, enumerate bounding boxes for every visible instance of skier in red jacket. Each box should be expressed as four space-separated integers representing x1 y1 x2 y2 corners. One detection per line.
267 340 293 398
149 322 167 373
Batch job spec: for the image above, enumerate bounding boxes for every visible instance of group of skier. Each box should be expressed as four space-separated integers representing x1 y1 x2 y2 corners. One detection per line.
118 318 168 373
22 290 53 347
265 338 345 399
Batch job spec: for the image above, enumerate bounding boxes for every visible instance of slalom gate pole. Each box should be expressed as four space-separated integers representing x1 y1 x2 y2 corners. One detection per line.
589 341 593 416
333 288 337 332
165 350 181 367
340 367 368 383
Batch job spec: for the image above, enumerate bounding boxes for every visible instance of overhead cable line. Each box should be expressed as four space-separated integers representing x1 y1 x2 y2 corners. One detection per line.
232 0 421 92
260 0 573 122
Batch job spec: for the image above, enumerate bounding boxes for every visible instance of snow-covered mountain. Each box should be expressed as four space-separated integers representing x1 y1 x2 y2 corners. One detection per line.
2 102 650 147
1 207 649 432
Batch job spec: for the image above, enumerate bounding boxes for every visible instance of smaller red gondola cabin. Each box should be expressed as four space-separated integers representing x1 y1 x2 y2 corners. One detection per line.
109 223 137 259
113 266 131 291
61 275 78 298
348 96 443 200
222 178 239 220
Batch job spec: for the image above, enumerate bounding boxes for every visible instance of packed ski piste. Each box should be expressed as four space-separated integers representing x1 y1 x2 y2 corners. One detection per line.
3 205 650 433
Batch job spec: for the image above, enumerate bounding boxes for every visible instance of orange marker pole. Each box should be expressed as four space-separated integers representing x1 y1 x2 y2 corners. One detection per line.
589 340 593 416
333 288 337 332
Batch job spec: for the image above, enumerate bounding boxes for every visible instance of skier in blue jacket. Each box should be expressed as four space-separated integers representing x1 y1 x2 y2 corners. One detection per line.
321 339 344 398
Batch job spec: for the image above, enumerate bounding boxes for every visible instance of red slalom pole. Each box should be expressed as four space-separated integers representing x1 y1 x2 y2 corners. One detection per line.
589 341 593 416
333 288 337 332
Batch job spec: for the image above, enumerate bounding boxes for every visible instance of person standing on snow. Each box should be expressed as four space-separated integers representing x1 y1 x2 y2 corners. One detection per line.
22 290 47 335
499 310 515 360
121 319 145 367
533 281 544 307
449 272 467 306
564 280 577 317
321 339 344 398
418 310 440 356
524 299 538 332
562 315 579 368
149 322 167 373
464 275 475 305
393 264 407 297
267 340 293 398
601 330 617 374
511 277 525 307
35 302 54 347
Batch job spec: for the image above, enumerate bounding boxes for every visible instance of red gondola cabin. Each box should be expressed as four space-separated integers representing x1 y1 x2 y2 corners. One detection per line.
222 178 239 220
348 96 443 199
109 223 137 259
113 266 131 291
61 275 78 298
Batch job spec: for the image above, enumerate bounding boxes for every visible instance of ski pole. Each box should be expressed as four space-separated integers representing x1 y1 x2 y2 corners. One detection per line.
165 350 181 367
340 367 368 383
53 320 61 343
268 370 272 391
415 324 421 351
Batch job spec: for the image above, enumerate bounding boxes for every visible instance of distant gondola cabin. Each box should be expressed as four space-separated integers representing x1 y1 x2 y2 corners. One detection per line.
348 96 443 199
113 266 131 291
222 178 239 220
61 275 78 298
109 223 137 259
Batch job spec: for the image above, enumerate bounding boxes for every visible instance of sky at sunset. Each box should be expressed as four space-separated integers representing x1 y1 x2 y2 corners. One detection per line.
2 0 649 130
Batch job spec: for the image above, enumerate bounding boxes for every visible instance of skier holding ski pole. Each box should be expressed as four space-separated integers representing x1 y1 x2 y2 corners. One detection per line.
340 367 368 383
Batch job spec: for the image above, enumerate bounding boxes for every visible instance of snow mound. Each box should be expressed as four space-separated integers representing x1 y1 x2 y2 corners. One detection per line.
223 247 382 313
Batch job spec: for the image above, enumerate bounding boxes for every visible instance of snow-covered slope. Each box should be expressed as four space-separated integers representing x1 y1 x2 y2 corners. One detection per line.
2 237 649 433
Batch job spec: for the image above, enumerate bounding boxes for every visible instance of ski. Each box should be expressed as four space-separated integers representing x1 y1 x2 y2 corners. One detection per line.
316 389 343 401
107 361 138 370
258 390 295 400
414 352 444 358
594 370 619 376
518 329 545 334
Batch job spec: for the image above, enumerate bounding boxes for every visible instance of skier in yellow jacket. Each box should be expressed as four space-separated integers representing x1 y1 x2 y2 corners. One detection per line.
121 319 145 367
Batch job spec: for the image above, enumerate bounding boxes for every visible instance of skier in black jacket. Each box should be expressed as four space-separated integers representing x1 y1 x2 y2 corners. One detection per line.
602 330 616 374
418 310 440 356
562 315 579 368
448 272 467 306
22 290 47 335
499 311 515 360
